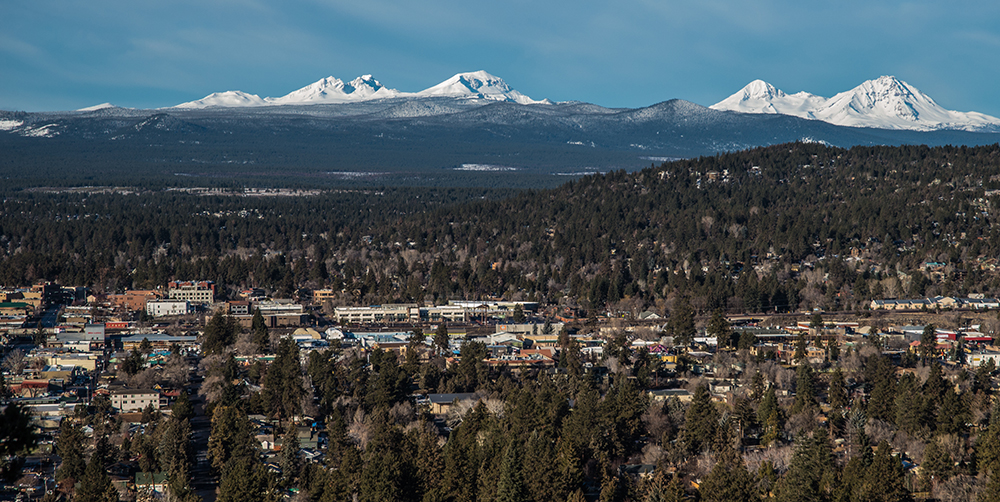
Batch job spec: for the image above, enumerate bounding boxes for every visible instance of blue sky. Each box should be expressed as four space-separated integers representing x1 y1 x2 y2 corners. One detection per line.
2 0 999 116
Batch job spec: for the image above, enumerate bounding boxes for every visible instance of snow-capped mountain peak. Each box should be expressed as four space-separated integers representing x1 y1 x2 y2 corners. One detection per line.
77 103 117 112
712 76 1000 132
174 90 267 109
711 80 824 117
416 70 541 104
173 70 542 108
268 75 400 104
818 76 931 126
740 79 785 100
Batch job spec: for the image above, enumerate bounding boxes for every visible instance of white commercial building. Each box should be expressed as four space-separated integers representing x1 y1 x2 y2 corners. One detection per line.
146 299 189 317
110 389 162 412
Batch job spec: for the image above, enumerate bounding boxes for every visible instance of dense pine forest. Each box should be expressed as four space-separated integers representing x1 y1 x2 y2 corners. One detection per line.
4 142 1000 315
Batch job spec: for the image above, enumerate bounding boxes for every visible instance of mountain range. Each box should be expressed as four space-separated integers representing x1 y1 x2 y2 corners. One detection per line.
3 71 1000 189
170 72 1000 133
174 70 544 108
711 76 1000 132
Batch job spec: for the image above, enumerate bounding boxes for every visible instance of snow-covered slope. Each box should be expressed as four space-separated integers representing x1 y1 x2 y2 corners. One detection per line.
77 103 118 112
414 70 542 104
175 91 268 109
712 76 1000 132
173 71 542 108
269 75 400 105
710 79 827 118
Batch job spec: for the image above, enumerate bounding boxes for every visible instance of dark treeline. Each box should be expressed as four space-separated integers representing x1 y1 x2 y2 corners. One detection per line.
4 142 1000 314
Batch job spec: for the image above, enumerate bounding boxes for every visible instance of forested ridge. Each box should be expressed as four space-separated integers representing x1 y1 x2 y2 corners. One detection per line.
9 142 1000 502
3 142 1000 314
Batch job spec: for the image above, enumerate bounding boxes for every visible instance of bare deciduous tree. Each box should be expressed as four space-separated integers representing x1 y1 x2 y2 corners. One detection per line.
934 475 984 502
2 349 27 374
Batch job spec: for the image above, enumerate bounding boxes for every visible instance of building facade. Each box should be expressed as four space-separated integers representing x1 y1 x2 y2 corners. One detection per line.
110 389 161 412
146 299 189 317
167 280 215 304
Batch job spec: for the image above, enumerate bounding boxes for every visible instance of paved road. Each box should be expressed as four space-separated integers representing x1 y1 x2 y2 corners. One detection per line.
38 305 62 328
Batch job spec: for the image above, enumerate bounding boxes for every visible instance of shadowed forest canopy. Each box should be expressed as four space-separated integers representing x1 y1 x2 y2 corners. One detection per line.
3 142 1000 313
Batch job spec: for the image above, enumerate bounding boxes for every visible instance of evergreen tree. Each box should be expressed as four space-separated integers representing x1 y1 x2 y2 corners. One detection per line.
920 324 937 361
682 385 718 456
810 312 823 330
937 385 971 435
866 356 897 422
203 310 240 355
55 420 86 483
921 438 952 490
775 430 835 502
792 363 817 414
262 336 304 420
793 333 808 362
171 391 194 422
952 337 967 364
74 455 119 502
599 473 626 502
979 400 1000 478
829 367 847 410
699 446 759 502
0 402 36 482
252 307 269 352
828 339 840 361
923 360 948 407
555 437 585 499
158 418 192 485
642 473 685 502
757 385 780 429
894 372 928 434
834 456 865 502
738 330 757 351
208 405 256 476
410 425 445 502
512 303 526 323
496 440 527 502
280 422 301 484
434 323 450 355
707 309 732 348
858 440 912 502
218 455 276 502
668 298 695 346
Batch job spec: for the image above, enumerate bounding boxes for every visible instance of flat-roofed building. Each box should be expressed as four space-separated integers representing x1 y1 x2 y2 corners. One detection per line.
0 302 32 316
167 281 215 304
410 305 467 323
110 389 162 412
120 333 199 352
256 301 304 315
109 290 160 311
313 289 337 303
146 299 189 317
227 300 250 316
334 304 415 324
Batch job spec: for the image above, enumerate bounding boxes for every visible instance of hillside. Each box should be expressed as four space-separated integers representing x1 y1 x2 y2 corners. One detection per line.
4 143 1000 317
3 98 1000 190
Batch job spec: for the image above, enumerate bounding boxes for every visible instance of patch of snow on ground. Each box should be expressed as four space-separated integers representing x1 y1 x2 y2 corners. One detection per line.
454 164 519 171
641 156 682 162
0 119 24 131
324 171 388 178
21 124 58 137
799 137 829 145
